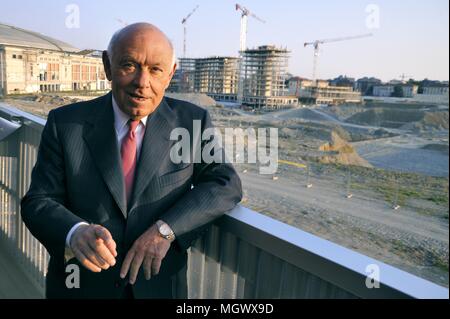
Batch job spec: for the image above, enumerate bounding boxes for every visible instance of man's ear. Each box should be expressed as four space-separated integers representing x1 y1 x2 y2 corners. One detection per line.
169 63 177 79
102 51 112 81
165 63 177 89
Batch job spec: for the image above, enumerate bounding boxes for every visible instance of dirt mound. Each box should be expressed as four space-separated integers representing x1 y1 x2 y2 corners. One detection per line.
318 131 372 167
287 120 351 142
346 108 425 128
280 127 298 139
400 111 449 132
278 108 331 121
11 94 83 106
326 105 367 120
165 93 217 108
423 112 449 129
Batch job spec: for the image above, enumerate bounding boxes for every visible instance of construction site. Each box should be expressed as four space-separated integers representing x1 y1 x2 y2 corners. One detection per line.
165 4 371 109
0 2 448 289
170 45 298 109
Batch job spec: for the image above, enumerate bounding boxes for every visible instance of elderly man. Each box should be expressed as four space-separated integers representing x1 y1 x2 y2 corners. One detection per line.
20 23 242 299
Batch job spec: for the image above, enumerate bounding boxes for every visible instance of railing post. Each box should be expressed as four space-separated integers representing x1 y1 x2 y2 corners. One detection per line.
13 125 23 262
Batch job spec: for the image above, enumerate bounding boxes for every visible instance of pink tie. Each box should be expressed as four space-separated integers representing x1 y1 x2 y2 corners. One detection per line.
121 120 140 204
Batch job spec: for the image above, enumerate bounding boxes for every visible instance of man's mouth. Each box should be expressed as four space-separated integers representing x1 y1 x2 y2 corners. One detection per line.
127 92 150 101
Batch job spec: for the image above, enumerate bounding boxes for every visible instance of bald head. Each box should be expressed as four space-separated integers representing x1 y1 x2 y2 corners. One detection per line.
102 22 178 120
107 23 176 67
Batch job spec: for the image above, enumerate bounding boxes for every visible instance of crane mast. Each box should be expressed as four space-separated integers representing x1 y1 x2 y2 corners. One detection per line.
182 5 200 58
235 3 265 104
304 33 373 84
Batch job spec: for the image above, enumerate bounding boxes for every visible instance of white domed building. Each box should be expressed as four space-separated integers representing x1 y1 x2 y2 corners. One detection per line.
0 23 110 96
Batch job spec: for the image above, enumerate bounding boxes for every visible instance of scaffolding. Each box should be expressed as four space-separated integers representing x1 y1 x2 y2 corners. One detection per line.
193 57 239 100
168 58 196 93
168 46 297 109
241 45 295 109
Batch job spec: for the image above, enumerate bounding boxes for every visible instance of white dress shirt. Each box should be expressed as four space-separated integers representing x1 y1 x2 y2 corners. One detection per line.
65 96 148 248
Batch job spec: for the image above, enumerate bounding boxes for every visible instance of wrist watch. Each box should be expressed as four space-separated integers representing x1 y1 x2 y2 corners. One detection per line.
156 220 175 241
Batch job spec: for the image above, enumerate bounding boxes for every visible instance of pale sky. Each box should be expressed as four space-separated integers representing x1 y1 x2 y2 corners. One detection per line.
1 0 449 82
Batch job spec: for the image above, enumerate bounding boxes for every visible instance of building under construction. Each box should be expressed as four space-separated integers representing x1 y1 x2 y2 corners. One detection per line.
169 58 196 93
194 57 239 101
300 85 362 105
240 45 297 109
169 57 239 102
288 77 362 105
169 46 297 109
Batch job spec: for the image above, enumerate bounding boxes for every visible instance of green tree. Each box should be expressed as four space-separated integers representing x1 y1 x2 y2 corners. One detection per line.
392 85 404 97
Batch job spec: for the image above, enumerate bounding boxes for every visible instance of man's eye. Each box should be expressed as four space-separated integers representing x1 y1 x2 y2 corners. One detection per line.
122 63 135 70
151 67 163 73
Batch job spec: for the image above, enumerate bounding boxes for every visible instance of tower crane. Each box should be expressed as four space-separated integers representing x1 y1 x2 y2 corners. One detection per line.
182 5 199 58
235 3 265 52
235 3 265 104
304 33 373 84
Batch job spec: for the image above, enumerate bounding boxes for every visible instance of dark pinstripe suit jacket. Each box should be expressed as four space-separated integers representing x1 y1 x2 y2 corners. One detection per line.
20 92 242 298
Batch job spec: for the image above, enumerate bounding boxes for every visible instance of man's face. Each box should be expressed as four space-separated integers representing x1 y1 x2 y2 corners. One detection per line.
103 30 176 120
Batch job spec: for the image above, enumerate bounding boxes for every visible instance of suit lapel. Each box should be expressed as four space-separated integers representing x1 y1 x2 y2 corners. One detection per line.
129 98 176 211
83 93 127 218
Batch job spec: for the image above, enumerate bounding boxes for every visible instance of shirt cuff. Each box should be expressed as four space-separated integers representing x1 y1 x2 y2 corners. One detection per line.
66 222 89 248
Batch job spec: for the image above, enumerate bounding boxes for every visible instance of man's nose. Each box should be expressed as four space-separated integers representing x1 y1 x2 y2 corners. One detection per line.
132 68 151 88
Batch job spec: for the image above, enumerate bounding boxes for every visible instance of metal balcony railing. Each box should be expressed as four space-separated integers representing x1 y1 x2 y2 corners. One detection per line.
0 103 448 299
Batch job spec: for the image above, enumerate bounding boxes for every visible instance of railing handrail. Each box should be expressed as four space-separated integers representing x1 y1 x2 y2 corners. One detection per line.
0 103 448 299
0 103 46 128
223 206 449 299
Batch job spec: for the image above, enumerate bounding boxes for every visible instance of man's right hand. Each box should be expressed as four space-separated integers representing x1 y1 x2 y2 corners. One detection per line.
70 224 118 272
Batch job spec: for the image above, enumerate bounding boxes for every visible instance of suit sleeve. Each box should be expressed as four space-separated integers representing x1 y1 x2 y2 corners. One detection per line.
20 110 86 258
161 110 242 251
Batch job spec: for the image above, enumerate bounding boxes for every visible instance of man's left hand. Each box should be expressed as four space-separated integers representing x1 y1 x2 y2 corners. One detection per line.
120 224 172 284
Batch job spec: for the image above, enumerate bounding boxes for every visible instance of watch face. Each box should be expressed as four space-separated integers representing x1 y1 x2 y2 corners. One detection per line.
159 224 171 236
